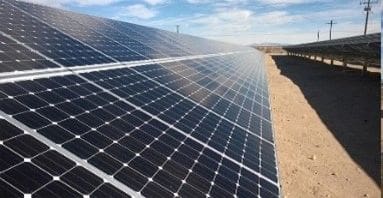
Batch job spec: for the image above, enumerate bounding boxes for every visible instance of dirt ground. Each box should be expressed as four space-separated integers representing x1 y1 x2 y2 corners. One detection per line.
265 54 380 198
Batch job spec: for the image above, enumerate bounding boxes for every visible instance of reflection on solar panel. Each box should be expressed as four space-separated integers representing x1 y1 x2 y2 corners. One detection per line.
0 0 280 197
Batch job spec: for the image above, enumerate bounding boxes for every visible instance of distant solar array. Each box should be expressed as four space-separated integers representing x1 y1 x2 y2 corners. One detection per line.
283 33 381 67
0 0 280 197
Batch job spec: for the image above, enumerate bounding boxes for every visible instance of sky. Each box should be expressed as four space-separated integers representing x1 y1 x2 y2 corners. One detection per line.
22 0 381 45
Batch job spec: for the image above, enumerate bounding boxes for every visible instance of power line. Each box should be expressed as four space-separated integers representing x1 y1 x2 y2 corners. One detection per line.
326 20 336 40
360 0 378 35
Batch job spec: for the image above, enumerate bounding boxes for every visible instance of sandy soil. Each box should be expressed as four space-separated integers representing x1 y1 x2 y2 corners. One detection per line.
265 55 380 198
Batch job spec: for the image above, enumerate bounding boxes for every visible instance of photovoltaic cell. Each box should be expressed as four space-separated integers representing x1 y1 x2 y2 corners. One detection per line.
0 34 60 72
0 0 280 197
0 118 130 197
103 20 191 57
0 0 113 68
11 1 149 62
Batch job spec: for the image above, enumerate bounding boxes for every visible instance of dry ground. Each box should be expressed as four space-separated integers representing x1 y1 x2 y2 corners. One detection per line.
265 55 380 198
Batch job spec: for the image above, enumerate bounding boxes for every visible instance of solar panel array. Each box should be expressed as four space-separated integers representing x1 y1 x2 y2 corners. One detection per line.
0 0 280 197
284 33 381 67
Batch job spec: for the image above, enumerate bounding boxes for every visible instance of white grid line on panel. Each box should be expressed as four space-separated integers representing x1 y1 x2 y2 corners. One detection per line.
0 110 143 198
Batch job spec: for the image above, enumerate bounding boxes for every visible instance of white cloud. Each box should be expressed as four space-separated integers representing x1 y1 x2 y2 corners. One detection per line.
117 4 158 20
185 9 304 44
186 0 211 4
257 0 306 3
190 8 254 33
186 0 325 6
74 0 120 6
206 14 380 45
253 11 302 26
256 0 330 6
136 8 301 44
143 0 167 5
186 0 247 4
21 0 120 7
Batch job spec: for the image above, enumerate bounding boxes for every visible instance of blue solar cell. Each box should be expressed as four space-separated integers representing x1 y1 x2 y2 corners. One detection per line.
0 119 129 197
0 1 114 68
11 1 148 62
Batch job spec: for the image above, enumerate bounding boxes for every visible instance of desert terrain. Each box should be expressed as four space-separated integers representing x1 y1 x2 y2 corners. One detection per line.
266 55 380 198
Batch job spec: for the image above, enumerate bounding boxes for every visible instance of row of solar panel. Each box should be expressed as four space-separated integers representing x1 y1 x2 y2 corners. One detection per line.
283 33 381 66
0 0 248 73
0 52 279 197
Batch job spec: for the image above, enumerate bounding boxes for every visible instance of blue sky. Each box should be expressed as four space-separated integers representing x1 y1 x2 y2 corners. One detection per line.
23 0 381 45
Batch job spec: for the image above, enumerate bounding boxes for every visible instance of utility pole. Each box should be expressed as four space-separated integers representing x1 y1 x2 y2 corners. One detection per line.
326 20 336 40
317 30 320 41
361 0 378 35
176 25 179 34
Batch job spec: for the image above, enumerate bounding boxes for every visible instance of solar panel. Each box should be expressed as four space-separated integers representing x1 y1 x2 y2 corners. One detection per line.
0 0 280 197
0 1 114 68
0 34 60 72
11 1 154 61
0 118 131 197
284 33 381 67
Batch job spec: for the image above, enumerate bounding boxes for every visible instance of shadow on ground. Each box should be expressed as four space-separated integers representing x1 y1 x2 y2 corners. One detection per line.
271 55 380 186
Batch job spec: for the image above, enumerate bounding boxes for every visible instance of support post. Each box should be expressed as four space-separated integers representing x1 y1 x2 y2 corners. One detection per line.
363 59 368 75
342 57 347 67
330 59 334 65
